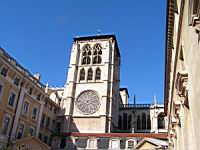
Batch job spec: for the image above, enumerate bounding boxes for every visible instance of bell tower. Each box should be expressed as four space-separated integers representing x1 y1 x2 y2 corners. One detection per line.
62 34 121 133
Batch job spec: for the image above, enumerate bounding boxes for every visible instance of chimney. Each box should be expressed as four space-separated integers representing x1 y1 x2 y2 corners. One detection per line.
34 73 41 81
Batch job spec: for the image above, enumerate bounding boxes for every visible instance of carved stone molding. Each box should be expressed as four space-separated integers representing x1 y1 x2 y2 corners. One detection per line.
176 71 188 97
191 1 200 34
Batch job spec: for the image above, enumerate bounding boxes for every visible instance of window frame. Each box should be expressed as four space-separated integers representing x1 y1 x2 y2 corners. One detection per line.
16 122 25 139
87 68 93 81
1 66 8 77
14 76 21 86
23 101 29 115
28 126 35 136
8 91 17 108
1 114 11 136
32 106 39 120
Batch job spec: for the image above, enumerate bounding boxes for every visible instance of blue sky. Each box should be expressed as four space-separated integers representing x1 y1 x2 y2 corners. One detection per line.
0 1 166 104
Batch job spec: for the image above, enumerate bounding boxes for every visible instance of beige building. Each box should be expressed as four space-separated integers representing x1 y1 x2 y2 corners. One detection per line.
0 47 61 149
165 0 200 149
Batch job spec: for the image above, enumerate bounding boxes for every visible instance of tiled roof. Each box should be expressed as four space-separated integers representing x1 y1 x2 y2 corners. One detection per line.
61 132 168 139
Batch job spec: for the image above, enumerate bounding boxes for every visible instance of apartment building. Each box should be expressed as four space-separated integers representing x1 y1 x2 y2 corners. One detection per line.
0 47 61 148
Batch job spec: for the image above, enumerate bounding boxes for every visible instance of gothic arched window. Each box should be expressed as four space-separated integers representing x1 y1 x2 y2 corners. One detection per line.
137 115 141 130
147 115 151 129
79 68 85 81
82 44 92 65
87 68 93 80
118 115 122 130
93 43 102 64
95 68 101 80
158 113 165 129
128 115 132 130
123 113 127 130
142 113 146 129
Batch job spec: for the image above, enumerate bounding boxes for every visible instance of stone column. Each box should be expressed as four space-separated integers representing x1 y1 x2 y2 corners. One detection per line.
36 100 44 137
10 89 25 140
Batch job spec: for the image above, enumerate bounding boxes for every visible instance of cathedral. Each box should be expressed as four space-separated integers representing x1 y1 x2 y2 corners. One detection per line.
0 34 168 149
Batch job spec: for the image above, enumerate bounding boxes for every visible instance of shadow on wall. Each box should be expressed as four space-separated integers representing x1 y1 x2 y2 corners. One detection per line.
57 110 79 149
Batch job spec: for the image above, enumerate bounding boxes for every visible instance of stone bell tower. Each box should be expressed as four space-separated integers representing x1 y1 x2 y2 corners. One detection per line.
62 34 121 133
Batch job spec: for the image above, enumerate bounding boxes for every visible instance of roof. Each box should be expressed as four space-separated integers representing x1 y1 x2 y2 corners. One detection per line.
60 132 168 139
134 137 168 149
73 34 120 57
164 0 175 114
13 136 51 150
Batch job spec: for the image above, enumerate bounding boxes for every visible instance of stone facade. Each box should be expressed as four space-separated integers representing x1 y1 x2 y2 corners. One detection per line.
165 0 200 149
61 35 121 133
0 34 168 149
0 48 61 148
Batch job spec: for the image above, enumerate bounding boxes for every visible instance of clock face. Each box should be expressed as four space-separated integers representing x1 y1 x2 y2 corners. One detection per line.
76 90 100 114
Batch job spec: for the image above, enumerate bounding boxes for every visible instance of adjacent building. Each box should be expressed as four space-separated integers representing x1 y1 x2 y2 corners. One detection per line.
0 48 61 148
165 0 200 149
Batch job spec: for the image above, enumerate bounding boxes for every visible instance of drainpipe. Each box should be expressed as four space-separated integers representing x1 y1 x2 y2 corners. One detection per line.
7 78 25 147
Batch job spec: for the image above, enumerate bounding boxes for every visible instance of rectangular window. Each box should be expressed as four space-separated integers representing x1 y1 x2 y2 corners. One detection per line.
36 93 41 101
56 122 61 133
38 133 42 140
17 123 24 139
8 92 16 107
28 127 34 136
1 116 10 135
28 86 33 95
66 139 73 148
14 77 20 86
46 117 50 128
1 67 8 77
23 101 29 114
88 139 96 148
43 135 48 144
41 114 46 126
111 140 119 149
128 141 135 149
54 108 57 114
32 107 38 119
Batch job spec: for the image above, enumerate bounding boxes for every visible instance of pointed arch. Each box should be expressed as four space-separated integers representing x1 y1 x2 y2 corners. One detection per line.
128 115 132 130
87 68 93 80
137 115 141 130
118 115 122 130
93 43 102 64
142 113 146 129
158 113 165 129
123 113 127 130
95 68 101 80
82 44 92 65
79 68 85 81
147 115 151 129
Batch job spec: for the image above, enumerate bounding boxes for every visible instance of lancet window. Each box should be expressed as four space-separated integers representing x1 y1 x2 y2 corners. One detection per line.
95 68 101 80
87 68 93 80
82 44 92 65
93 43 102 64
80 68 85 81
